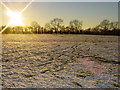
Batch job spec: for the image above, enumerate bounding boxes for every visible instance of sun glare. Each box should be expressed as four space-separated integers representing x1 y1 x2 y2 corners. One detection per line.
6 10 25 26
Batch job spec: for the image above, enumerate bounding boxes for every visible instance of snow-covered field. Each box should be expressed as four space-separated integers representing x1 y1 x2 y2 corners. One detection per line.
1 34 119 88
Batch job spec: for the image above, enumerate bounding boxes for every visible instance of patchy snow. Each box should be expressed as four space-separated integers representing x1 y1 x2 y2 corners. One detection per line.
1 34 119 88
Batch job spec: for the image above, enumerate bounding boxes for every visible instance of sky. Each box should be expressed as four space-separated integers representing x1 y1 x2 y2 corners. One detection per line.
1 2 118 29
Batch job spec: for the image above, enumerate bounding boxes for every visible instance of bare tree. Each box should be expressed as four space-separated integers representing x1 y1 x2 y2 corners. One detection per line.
69 19 82 33
31 21 40 33
97 19 110 30
31 21 40 28
45 23 51 31
109 21 119 30
50 18 64 33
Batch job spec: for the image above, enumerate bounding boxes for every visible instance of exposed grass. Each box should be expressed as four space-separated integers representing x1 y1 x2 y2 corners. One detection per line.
94 80 102 84
72 82 82 87
113 74 120 77
40 70 49 73
52 73 65 79
76 70 94 78
54 75 65 79
54 64 59 68
25 75 36 78
76 74 86 78
112 83 120 88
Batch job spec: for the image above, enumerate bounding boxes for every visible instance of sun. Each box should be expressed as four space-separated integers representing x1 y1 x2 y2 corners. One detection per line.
6 10 25 26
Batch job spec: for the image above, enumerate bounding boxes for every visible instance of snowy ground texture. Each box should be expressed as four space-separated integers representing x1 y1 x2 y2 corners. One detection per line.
1 34 120 88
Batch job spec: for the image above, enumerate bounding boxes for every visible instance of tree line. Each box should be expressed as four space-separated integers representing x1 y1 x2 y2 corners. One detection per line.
0 18 119 35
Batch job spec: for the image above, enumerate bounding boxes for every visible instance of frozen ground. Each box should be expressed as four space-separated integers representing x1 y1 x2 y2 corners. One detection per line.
1 34 120 88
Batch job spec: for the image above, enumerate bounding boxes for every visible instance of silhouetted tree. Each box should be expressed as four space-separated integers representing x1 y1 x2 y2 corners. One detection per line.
31 21 40 33
45 23 52 33
50 18 64 33
109 21 119 30
1 18 119 35
69 19 82 33
97 19 110 30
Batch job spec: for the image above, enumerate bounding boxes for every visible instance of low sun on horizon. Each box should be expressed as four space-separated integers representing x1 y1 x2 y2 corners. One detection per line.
6 10 25 26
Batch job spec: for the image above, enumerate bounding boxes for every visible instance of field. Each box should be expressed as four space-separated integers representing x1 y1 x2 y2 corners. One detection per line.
1 34 119 88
